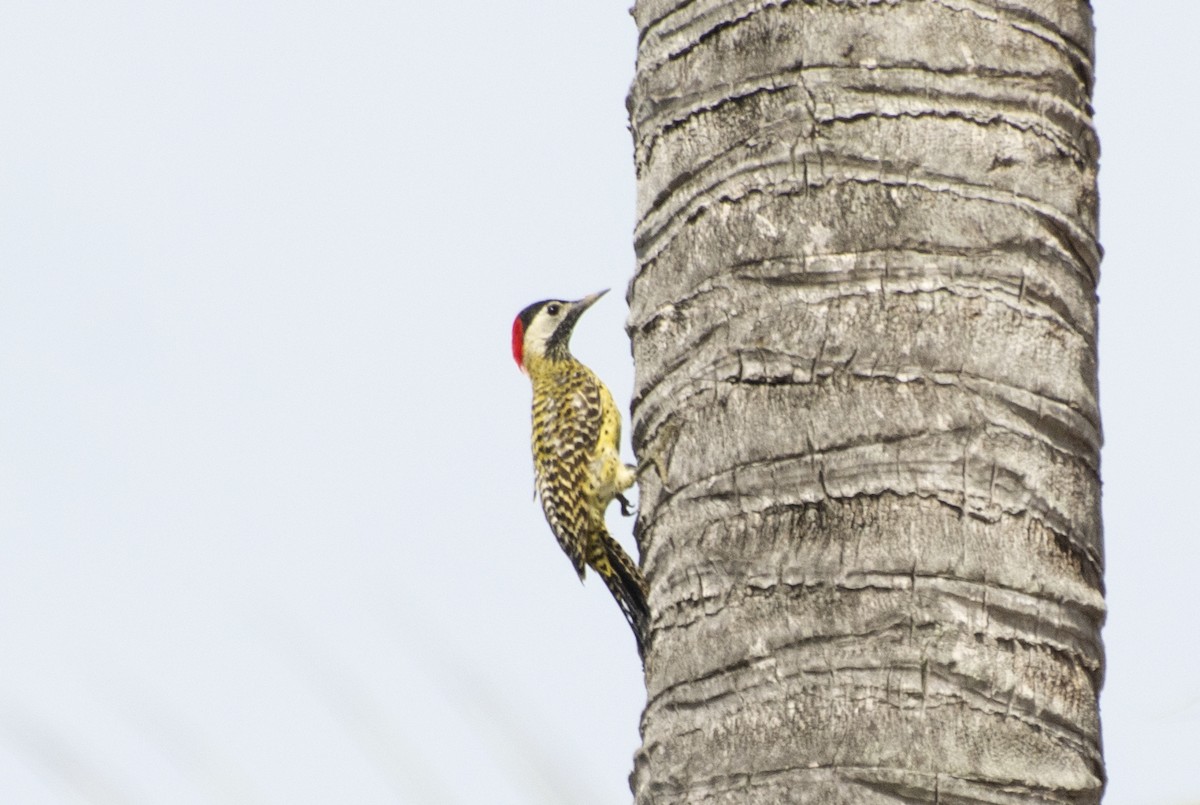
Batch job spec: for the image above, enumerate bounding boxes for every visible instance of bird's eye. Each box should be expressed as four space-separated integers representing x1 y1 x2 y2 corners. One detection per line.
546 303 561 316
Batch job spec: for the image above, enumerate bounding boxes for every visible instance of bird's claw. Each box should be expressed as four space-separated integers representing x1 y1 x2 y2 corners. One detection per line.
617 493 635 517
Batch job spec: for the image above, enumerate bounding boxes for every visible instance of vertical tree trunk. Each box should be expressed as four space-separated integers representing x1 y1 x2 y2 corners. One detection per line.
627 2 1103 803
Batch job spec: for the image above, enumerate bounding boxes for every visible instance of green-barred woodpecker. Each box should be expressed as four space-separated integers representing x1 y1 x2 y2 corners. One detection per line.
512 290 649 656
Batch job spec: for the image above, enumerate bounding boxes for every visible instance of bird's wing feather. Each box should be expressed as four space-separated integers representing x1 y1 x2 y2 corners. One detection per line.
532 365 604 578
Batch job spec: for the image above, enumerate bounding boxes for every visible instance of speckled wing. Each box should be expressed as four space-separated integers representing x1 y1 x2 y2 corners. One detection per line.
530 363 605 579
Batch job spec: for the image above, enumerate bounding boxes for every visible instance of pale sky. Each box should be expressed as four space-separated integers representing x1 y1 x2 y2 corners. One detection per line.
1 3 1195 804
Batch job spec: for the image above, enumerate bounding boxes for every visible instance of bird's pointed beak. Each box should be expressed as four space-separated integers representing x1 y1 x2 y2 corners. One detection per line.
556 289 609 345
575 289 609 313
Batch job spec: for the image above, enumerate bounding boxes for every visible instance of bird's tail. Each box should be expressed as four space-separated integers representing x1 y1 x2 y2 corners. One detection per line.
588 530 650 659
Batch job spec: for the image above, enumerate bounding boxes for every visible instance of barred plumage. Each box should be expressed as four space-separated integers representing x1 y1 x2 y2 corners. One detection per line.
512 290 649 656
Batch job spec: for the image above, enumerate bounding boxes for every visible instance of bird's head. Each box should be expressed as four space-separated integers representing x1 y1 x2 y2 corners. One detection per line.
511 289 608 372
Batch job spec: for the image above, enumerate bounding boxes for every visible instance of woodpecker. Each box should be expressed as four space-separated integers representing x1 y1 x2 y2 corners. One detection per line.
512 290 649 655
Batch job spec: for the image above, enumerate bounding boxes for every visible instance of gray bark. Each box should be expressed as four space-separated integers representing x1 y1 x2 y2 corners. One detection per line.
626 1 1103 803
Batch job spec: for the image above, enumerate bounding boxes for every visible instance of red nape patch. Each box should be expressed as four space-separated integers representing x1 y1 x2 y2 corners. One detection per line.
511 317 525 369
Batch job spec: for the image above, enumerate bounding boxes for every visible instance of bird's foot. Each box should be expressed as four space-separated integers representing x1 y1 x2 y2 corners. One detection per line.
617 493 635 517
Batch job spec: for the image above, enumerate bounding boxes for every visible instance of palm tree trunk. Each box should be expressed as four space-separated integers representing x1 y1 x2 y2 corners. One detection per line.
627 2 1103 802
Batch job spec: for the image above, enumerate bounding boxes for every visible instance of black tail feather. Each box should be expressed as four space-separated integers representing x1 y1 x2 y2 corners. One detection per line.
595 532 650 660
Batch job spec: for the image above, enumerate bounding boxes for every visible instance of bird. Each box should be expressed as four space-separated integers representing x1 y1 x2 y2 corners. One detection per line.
511 289 649 656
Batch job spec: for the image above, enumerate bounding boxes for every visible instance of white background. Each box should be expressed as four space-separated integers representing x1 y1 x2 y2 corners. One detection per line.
1 2 1194 803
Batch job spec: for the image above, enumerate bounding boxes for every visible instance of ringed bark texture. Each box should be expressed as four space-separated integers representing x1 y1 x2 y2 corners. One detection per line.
626 1 1102 803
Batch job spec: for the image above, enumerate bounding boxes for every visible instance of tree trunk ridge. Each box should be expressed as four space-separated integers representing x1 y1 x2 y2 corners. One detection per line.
627 1 1102 802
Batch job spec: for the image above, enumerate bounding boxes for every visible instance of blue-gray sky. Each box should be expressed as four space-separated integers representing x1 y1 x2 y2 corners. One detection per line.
1 3 1195 803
